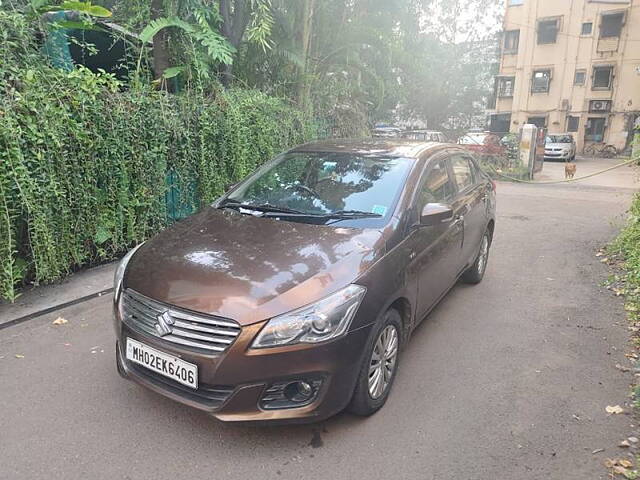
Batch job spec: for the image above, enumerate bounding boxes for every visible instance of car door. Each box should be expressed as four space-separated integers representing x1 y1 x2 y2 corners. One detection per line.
407 155 464 321
449 153 488 269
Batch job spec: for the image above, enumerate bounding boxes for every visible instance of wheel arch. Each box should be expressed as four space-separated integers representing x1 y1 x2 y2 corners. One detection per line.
387 297 412 344
487 219 495 244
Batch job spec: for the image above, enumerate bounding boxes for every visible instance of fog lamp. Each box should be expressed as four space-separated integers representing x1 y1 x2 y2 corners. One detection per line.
285 381 314 402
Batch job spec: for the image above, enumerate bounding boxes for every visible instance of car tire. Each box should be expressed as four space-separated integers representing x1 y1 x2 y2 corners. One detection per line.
461 230 491 284
348 309 402 417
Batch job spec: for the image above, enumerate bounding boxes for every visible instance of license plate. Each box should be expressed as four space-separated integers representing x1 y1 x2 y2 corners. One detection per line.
126 338 198 389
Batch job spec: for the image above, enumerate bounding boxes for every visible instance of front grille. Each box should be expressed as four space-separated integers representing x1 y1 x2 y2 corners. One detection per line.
127 360 234 409
121 289 241 354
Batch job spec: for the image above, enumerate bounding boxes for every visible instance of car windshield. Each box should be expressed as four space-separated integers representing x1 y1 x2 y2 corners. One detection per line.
546 135 573 144
225 152 412 219
459 133 486 145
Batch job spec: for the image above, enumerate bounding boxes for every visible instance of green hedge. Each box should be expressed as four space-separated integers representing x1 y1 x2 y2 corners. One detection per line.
610 193 640 317
0 10 319 301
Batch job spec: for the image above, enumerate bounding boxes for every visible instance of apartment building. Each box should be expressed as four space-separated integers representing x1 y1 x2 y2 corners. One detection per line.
489 0 640 153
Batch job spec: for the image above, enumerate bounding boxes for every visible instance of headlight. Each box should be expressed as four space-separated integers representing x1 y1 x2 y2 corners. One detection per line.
251 284 366 348
113 243 145 299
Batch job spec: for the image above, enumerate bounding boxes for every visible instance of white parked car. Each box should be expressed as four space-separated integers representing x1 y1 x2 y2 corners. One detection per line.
544 134 576 161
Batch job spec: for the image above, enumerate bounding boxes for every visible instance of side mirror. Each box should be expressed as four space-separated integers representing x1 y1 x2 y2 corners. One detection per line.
420 203 454 226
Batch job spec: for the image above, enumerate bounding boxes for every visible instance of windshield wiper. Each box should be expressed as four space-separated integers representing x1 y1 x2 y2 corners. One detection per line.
219 201 306 215
219 201 382 221
320 210 383 219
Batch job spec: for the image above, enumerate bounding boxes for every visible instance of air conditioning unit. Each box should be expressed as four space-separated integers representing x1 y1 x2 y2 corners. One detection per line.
589 100 612 112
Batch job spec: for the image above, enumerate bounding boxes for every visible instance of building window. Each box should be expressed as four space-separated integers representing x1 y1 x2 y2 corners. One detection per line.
509 0 524 5
581 22 593 35
592 65 613 90
497 77 515 97
567 116 580 132
537 18 560 44
503 30 520 53
531 69 551 93
527 116 547 128
574 70 586 86
489 114 512 133
585 118 606 142
600 11 624 38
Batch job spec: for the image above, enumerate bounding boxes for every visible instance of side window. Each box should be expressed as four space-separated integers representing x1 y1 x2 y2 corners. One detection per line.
418 160 455 208
451 155 475 191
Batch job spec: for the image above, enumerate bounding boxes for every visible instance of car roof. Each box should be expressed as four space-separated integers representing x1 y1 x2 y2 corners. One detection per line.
289 138 448 159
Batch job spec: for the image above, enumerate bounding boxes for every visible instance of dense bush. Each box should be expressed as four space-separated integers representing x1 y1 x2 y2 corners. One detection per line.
0 10 319 301
610 193 640 317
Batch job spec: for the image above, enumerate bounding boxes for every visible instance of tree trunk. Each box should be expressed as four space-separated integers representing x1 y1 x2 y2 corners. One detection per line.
150 0 170 88
295 0 315 108
219 0 251 86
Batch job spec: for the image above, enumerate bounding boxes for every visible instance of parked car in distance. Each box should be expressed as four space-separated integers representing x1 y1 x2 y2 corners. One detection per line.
458 131 505 156
113 139 496 424
372 126 402 138
401 129 448 143
544 133 576 161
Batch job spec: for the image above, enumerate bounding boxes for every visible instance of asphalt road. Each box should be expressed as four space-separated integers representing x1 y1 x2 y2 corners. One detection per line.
1 160 638 480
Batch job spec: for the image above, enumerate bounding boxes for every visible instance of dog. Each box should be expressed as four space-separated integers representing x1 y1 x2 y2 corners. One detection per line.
565 161 576 179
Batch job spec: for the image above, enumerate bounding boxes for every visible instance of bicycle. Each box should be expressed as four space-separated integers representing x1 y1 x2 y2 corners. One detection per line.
584 142 618 158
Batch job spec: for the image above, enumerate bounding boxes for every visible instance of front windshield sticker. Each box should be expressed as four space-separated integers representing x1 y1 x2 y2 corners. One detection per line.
371 205 387 216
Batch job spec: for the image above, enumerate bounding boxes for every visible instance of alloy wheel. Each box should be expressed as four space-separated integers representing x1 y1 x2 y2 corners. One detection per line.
477 234 489 276
368 325 399 399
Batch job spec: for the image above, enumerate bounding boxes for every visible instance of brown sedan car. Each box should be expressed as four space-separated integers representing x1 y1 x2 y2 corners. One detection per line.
113 139 496 423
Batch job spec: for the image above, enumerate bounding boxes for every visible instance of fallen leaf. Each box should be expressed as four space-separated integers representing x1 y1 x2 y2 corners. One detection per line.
52 317 68 325
629 437 638 443
14 354 24 359
620 459 633 468
616 364 631 372
605 458 617 468
606 405 624 414
592 448 605 454
614 465 630 475
619 440 631 448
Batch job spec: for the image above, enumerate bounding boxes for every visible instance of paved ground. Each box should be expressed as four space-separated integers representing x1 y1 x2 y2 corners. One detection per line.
1 157 638 480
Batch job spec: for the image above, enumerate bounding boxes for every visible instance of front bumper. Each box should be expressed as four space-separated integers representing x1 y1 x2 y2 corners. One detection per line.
114 308 372 423
544 151 572 160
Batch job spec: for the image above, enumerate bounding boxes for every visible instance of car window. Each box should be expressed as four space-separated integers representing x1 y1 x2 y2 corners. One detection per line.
459 133 486 145
546 135 573 144
464 156 483 183
418 159 455 207
451 155 474 191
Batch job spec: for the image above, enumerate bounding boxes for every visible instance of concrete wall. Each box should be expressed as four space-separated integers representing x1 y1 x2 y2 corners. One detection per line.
492 0 640 153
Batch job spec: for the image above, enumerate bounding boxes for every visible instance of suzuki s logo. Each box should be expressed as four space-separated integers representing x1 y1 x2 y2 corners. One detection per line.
155 311 175 337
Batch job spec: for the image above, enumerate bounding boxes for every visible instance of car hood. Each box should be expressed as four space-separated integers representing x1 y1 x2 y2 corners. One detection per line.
124 208 385 325
545 143 572 150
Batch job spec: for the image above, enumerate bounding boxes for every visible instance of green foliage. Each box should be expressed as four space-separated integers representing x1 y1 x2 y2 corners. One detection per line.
609 193 640 318
0 9 319 301
139 16 195 44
